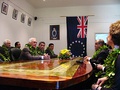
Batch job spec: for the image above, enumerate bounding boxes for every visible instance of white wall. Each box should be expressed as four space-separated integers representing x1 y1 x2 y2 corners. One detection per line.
0 0 35 48
33 5 120 56
0 0 120 57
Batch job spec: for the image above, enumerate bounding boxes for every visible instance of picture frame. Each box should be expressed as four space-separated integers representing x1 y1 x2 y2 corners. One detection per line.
12 9 18 20
1 2 8 15
50 25 60 40
21 13 26 23
28 17 32 26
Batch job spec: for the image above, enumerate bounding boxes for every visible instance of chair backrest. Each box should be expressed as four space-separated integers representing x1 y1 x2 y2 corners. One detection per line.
0 46 5 62
10 48 21 61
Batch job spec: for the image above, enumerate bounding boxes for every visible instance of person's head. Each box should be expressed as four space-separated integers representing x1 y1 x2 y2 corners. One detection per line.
28 38 37 48
107 20 120 47
3 39 11 48
48 43 54 50
38 41 45 50
95 39 105 51
15 41 21 48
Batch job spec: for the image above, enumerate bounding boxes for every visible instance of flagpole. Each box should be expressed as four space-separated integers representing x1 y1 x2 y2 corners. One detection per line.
60 15 94 17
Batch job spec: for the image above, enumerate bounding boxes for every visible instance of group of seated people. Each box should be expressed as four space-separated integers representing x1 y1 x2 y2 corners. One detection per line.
0 20 120 90
83 20 120 90
67 20 120 90
0 37 58 62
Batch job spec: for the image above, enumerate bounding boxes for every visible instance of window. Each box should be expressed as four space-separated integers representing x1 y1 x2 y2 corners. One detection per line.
95 33 108 43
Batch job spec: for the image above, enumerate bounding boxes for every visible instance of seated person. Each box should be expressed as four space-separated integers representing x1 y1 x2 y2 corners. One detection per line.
2 39 12 61
0 46 7 62
36 41 46 55
92 20 120 90
45 43 58 58
84 39 109 69
82 39 109 89
15 41 21 49
9 47 21 61
95 34 115 74
19 37 50 60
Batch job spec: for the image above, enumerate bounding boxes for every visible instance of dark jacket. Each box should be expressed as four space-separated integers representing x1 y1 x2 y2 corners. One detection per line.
19 48 42 60
90 49 109 69
45 48 57 58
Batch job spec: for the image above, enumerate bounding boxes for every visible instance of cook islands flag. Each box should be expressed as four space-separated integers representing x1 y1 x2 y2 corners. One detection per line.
66 16 88 57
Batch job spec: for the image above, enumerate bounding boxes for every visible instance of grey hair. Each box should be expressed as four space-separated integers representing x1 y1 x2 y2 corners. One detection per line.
28 37 36 43
3 39 11 44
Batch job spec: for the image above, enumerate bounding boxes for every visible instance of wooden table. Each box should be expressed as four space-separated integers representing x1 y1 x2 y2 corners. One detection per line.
0 57 92 90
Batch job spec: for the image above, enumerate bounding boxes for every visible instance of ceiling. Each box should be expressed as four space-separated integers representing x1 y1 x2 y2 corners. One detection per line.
26 0 120 8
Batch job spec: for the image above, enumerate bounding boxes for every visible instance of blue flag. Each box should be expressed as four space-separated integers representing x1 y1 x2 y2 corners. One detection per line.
66 16 88 57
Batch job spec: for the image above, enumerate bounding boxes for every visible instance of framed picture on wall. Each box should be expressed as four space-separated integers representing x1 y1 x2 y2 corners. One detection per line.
28 17 32 26
21 13 26 23
12 9 18 20
1 2 8 15
50 25 60 40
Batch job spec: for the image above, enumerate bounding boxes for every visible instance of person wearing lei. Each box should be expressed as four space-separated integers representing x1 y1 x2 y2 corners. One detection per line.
83 39 109 89
45 43 57 58
25 43 38 56
92 20 120 90
92 45 109 60
1 39 12 62
36 41 46 55
0 46 9 62
20 38 50 60
84 39 109 74
84 39 109 68
91 43 109 66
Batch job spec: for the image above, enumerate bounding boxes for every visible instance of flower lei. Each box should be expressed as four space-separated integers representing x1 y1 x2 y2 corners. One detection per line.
36 47 45 55
92 45 108 59
0 53 10 62
96 48 120 88
25 44 38 56
2 45 10 61
46 47 54 55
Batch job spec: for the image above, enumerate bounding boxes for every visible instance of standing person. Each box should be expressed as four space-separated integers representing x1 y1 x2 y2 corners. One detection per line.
45 43 58 58
92 20 120 90
2 39 12 61
20 37 50 60
37 41 46 55
15 41 21 49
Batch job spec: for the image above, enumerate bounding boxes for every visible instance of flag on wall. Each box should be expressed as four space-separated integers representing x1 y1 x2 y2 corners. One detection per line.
66 16 88 57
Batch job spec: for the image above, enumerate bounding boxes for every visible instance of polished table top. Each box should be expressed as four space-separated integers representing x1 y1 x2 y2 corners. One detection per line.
0 57 92 89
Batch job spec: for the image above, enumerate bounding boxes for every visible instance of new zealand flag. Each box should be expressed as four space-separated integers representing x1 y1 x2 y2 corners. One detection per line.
66 16 88 57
